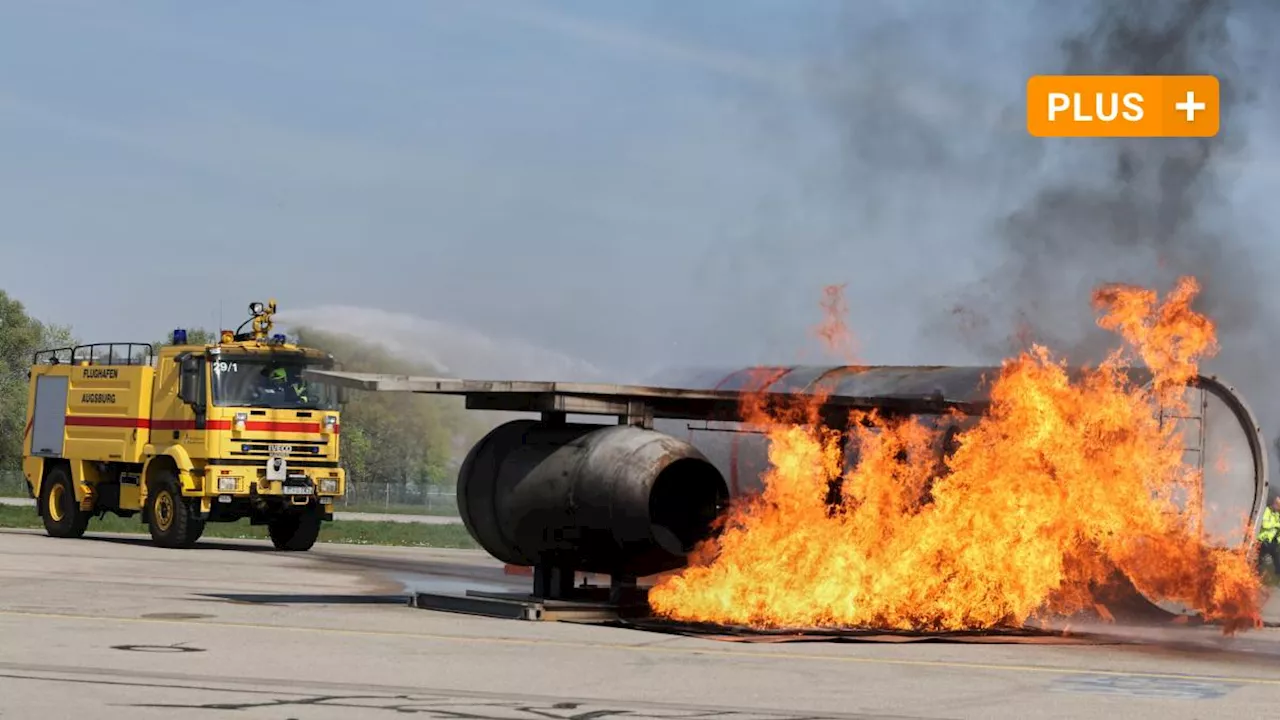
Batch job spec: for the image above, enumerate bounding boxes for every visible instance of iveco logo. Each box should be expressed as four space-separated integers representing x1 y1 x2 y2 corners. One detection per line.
268 445 293 456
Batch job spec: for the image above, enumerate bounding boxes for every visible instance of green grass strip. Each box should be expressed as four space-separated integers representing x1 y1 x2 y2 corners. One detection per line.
0 504 477 549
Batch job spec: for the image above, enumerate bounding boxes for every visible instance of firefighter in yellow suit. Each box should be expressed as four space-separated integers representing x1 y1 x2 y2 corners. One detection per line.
1258 495 1280 576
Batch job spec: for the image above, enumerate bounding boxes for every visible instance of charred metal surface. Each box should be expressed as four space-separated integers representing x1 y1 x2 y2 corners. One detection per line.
645 364 1011 403
456 420 728 578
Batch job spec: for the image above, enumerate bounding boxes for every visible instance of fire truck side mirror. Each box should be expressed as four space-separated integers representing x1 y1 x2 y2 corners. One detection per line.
178 357 203 408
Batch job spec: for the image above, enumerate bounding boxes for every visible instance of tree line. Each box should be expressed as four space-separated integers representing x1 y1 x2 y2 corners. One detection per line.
0 289 492 491
0 291 74 468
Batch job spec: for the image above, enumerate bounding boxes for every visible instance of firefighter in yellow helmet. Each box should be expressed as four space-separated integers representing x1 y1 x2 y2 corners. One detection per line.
1258 495 1280 577
265 366 309 404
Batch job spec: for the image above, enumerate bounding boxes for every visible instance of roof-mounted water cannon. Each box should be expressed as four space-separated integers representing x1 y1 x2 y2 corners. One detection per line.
231 299 279 342
250 299 276 342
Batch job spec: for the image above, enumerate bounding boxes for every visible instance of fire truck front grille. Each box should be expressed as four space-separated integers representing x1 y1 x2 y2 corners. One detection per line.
231 440 329 459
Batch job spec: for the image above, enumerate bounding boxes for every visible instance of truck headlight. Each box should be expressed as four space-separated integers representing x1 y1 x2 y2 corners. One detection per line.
320 478 338 493
217 477 239 492
233 412 248 432
322 415 337 433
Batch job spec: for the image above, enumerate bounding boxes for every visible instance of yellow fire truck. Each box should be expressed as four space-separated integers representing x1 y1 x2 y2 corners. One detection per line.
20 300 347 551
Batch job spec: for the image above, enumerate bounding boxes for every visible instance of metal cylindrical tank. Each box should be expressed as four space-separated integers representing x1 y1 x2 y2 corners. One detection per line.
457 419 729 578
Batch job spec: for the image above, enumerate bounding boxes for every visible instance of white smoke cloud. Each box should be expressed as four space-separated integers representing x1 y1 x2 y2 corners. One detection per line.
276 305 608 382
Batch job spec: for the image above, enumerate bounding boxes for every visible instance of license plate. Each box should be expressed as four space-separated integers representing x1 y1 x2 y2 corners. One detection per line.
282 485 312 496
268 444 293 456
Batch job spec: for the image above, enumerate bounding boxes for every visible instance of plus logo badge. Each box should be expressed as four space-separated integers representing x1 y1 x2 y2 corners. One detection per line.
1027 75 1220 138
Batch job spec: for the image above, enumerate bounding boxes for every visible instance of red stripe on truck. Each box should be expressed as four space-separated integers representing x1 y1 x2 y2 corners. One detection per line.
64 416 339 433
65 416 148 428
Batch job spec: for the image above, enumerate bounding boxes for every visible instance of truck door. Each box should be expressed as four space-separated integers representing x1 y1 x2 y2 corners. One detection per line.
175 354 209 462
29 375 69 457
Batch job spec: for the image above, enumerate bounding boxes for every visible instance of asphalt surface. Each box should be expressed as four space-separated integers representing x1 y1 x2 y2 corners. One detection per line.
2 528 1280 719
0 495 463 524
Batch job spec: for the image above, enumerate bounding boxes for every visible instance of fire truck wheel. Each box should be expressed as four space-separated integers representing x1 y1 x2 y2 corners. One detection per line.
185 517 207 545
40 464 90 539
147 470 198 549
267 506 321 551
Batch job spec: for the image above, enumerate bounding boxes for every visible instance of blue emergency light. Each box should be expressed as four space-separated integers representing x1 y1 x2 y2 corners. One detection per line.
271 333 287 344
172 328 187 344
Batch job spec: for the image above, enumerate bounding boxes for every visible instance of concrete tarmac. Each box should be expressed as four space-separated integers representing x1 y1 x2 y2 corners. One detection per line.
2 528 1280 719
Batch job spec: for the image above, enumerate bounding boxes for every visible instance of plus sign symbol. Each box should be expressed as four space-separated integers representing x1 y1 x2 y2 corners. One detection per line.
1163 76 1219 136
1175 89 1207 122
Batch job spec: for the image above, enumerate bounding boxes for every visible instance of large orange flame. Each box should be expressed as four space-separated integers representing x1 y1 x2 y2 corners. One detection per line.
647 276 1263 634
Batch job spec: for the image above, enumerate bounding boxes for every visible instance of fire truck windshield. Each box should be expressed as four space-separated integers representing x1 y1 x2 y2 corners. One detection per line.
210 357 339 411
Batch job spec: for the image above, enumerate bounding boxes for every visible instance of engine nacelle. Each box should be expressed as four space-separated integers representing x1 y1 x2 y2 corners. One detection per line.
457 420 729 578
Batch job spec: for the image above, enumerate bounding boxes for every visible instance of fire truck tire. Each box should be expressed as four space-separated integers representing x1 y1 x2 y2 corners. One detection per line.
267 506 321 551
147 470 198 549
185 518 206 545
40 464 90 539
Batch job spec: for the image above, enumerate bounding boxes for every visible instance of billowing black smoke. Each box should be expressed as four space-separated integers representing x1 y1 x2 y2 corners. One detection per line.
939 0 1280 455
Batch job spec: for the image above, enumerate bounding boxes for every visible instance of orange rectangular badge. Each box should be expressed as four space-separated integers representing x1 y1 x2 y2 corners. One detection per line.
1026 75 1219 138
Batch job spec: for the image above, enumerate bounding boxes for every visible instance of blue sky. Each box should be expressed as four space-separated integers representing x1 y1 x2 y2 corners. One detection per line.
2 1 1278 392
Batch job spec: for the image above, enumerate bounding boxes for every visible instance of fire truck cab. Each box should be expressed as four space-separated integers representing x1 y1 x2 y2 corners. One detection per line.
20 300 347 551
